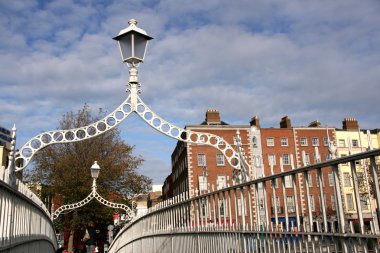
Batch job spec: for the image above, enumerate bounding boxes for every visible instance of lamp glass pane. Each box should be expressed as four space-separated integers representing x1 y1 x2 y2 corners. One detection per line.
91 168 100 179
134 33 148 61
118 34 132 62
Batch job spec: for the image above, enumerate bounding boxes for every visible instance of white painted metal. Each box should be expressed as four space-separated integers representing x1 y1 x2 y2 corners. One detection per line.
0 177 57 252
107 148 380 253
14 82 249 181
52 173 135 220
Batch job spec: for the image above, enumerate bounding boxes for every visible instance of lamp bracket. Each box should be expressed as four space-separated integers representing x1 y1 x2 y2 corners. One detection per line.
15 79 251 182
52 186 135 221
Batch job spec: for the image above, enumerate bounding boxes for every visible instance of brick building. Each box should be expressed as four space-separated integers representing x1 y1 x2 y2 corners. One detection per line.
164 109 253 198
163 109 253 225
163 111 380 231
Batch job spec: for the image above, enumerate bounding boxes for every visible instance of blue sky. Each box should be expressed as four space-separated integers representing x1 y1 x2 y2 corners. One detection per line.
1 0 379 184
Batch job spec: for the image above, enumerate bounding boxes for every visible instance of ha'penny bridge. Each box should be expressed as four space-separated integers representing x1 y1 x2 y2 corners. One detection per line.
1 20 380 253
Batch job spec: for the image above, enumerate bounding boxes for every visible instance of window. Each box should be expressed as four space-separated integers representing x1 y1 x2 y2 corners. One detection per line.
286 196 295 213
300 137 308 146
281 138 288 146
352 139 359 147
266 137 274 147
268 154 276 166
198 176 207 191
216 153 225 166
343 172 351 187
312 137 319 146
309 195 315 211
303 153 310 165
314 153 321 163
346 194 355 210
254 155 262 168
285 176 293 188
252 137 258 147
271 178 279 188
199 135 206 142
316 173 324 187
326 153 332 160
237 198 247 216
197 154 206 166
282 154 290 165
328 172 334 186
360 194 368 210
217 175 226 190
339 139 346 147
331 195 336 211
307 173 313 187
323 137 329 146
219 198 228 217
200 199 207 217
272 197 281 213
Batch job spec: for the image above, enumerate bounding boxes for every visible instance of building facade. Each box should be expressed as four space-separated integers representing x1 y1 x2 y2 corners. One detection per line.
163 112 379 232
335 118 380 232
0 125 12 179
163 109 254 225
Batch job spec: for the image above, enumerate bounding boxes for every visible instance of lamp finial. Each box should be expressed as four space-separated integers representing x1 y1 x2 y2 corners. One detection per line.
128 19 137 26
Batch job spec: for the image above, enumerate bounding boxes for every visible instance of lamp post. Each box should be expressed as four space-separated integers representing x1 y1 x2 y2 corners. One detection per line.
91 161 101 189
52 161 134 221
113 19 153 84
15 19 250 184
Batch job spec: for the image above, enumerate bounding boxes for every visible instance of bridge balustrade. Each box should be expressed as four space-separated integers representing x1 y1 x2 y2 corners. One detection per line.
0 175 57 252
109 149 380 253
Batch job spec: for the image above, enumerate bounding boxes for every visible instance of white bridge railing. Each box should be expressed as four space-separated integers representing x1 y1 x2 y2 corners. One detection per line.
0 171 57 253
109 148 380 253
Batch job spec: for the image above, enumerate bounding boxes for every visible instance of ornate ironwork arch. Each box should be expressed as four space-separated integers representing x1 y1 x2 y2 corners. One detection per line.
52 185 134 221
13 20 252 181
15 83 250 179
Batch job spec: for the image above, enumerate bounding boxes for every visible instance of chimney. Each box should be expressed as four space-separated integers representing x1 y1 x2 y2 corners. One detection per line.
205 109 221 125
308 120 321 127
342 117 359 131
250 115 260 128
280 116 291 128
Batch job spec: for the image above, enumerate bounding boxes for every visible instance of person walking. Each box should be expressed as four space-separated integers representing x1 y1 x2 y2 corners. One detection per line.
83 221 98 253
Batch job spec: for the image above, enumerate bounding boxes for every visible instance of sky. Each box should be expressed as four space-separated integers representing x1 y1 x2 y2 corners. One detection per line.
1 0 379 185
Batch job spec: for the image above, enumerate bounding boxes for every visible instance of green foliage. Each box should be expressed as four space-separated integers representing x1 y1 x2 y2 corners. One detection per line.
25 104 152 231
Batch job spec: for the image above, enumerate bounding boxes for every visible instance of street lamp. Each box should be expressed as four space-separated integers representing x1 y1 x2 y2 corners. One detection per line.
91 161 101 179
15 19 248 184
52 161 135 221
113 19 153 84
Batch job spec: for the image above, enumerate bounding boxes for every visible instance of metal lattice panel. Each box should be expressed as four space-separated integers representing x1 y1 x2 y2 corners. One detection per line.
15 90 248 173
15 96 134 171
52 189 134 220
14 79 251 183
135 96 242 170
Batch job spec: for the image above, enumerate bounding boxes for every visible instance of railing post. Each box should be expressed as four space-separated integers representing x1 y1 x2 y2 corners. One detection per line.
304 171 313 232
369 156 380 234
350 160 364 234
317 167 328 233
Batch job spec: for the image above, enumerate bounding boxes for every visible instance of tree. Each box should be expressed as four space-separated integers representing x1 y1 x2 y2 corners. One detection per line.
25 104 151 234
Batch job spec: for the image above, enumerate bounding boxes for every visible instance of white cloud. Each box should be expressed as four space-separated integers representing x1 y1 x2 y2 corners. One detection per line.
1 0 379 184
